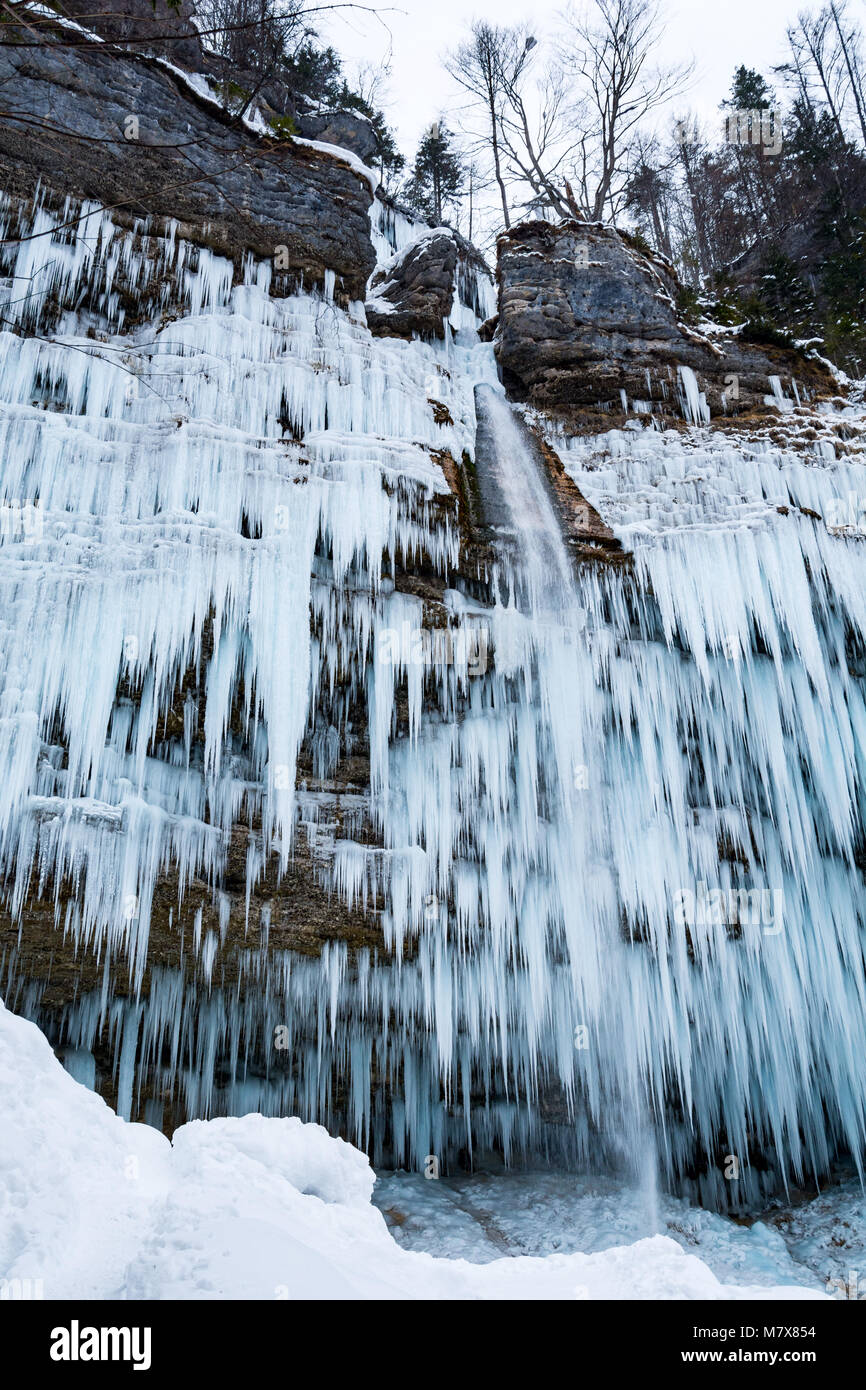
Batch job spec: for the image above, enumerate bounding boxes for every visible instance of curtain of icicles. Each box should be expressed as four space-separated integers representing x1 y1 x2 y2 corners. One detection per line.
1 188 865 1210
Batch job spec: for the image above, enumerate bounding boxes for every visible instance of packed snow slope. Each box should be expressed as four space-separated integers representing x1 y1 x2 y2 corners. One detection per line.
0 1001 830 1300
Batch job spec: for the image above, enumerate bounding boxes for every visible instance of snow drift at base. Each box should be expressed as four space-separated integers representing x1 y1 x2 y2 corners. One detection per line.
0 1001 827 1300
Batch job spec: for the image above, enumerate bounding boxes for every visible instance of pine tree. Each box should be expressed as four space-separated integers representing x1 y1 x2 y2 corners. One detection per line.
402 122 464 225
720 68 780 234
725 65 775 112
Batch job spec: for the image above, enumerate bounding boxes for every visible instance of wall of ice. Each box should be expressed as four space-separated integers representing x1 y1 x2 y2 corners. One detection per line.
2 185 866 1210
0 188 485 971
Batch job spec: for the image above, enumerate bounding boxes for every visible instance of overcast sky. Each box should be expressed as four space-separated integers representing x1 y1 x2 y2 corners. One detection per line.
324 0 835 157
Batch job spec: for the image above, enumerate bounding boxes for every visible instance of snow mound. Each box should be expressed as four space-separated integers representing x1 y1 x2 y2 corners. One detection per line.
0 1000 828 1301
171 1115 375 1207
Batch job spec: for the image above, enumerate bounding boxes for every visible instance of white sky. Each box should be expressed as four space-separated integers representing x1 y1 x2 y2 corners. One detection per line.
324 0 834 157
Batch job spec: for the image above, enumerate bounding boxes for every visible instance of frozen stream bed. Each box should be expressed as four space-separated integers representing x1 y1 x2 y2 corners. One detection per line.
373 1170 865 1298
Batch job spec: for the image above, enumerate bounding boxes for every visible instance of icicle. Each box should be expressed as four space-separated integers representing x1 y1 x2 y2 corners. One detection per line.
677 365 710 425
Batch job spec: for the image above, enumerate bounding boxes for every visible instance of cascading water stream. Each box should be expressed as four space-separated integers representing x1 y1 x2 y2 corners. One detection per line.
472 384 575 604
471 382 661 1207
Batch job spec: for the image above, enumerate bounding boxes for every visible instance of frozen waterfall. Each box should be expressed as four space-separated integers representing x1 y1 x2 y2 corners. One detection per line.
2 189 866 1212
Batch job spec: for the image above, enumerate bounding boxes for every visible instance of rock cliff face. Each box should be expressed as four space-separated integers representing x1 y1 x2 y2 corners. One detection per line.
494 220 835 424
366 230 460 339
0 19 376 302
58 0 204 67
295 111 380 163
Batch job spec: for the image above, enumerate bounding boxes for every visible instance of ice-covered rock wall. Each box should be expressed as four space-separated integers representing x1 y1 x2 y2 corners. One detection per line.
0 186 491 972
2 152 866 1212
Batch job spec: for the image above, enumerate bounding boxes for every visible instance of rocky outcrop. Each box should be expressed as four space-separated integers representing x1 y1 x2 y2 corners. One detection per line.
530 430 629 567
0 17 376 302
366 230 461 339
366 228 493 340
57 0 204 68
295 110 379 164
495 220 835 424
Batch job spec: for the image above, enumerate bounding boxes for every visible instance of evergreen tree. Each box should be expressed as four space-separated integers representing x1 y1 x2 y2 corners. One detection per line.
276 46 404 187
281 42 343 105
787 97 852 166
725 65 775 112
402 122 465 225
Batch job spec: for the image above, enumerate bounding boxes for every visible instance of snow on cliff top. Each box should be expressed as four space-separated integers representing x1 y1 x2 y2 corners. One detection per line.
26 7 380 193
0 1000 828 1301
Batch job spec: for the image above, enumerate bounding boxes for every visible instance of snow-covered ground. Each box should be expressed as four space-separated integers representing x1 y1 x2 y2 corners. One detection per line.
0 999 839 1301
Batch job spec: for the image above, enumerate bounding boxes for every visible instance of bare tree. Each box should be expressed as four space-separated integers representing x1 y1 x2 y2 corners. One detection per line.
457 153 494 244
558 0 693 221
828 1 866 147
350 58 390 110
496 34 581 221
625 133 675 258
445 23 586 228
784 7 850 145
669 117 713 279
445 22 521 229
194 0 309 76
